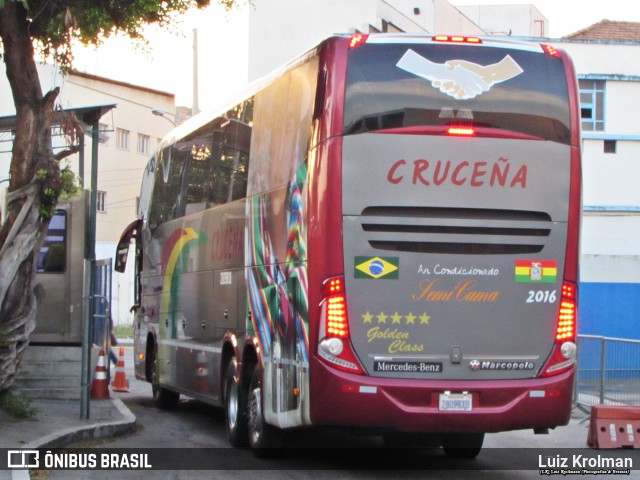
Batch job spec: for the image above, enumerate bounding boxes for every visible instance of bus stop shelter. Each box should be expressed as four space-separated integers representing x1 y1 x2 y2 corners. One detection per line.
0 103 116 419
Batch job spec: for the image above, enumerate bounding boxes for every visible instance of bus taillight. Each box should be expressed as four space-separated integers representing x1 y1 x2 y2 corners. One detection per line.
327 294 348 337
433 35 482 44
556 283 576 341
349 34 368 48
541 281 578 377
541 44 560 57
448 127 476 137
319 276 364 374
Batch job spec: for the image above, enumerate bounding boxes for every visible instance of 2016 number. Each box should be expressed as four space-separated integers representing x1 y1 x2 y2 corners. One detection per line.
526 290 557 304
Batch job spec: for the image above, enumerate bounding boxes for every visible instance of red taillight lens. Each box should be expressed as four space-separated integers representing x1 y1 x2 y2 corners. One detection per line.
556 283 576 341
556 301 576 341
327 295 348 338
562 282 576 301
349 34 368 48
433 35 482 44
319 276 364 374
323 276 344 295
541 44 560 57
541 281 578 377
447 127 476 137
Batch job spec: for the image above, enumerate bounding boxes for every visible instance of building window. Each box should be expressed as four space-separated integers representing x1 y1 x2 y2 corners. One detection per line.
137 133 150 155
579 80 604 131
604 140 617 154
116 128 130 150
97 190 107 212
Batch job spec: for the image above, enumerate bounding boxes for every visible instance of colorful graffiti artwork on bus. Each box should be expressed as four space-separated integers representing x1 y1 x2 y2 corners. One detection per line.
245 168 310 414
160 227 205 338
245 171 309 362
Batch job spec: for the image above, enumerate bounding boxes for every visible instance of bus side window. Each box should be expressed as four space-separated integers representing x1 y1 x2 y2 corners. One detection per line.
208 99 253 205
148 146 188 228
226 99 252 202
148 148 169 229
183 125 214 215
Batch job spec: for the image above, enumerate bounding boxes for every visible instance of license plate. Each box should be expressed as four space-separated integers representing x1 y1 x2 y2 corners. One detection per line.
439 392 472 412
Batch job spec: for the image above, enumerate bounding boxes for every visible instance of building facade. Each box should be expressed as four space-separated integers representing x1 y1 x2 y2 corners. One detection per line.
456 4 548 36
0 64 176 324
2 6 637 341
552 21 640 340
247 0 487 81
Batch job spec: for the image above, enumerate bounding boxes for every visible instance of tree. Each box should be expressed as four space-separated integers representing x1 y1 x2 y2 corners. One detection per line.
0 0 235 392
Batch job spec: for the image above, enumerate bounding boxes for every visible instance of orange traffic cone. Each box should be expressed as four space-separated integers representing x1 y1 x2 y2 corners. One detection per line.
195 351 209 393
91 349 110 399
111 347 130 392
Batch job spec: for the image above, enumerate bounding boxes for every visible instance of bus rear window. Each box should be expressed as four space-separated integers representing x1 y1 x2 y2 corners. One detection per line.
344 42 571 144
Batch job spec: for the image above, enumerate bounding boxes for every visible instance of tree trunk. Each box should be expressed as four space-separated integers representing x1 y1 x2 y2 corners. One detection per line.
0 1 60 391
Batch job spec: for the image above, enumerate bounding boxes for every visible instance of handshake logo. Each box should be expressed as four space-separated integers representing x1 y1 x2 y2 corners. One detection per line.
396 49 524 100
7 450 39 469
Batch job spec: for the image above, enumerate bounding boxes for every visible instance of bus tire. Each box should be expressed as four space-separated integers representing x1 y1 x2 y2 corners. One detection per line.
442 432 484 459
153 385 180 410
149 349 180 409
247 367 282 455
224 357 248 447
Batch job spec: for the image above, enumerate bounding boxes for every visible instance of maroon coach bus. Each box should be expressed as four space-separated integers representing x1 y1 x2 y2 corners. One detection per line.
116 33 581 456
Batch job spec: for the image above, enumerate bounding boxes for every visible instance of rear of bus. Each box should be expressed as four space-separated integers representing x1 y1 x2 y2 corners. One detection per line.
310 35 581 437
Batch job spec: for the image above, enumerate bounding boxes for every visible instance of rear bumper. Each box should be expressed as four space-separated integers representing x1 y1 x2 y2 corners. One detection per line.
309 358 574 433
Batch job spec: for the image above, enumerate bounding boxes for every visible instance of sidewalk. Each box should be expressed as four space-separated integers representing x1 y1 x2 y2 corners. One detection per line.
0 342 137 480
1 396 136 480
1 339 137 450
0 396 135 450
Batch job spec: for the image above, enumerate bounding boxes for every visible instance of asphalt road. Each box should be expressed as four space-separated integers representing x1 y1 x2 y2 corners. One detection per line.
43 347 638 479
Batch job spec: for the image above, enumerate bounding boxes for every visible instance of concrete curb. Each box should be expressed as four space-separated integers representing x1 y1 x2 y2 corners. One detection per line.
11 398 136 480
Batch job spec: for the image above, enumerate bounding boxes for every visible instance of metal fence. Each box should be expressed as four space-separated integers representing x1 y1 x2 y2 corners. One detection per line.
575 334 640 408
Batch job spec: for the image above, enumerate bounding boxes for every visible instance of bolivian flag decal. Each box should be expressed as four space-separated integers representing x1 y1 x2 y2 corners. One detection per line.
515 259 557 283
355 256 399 279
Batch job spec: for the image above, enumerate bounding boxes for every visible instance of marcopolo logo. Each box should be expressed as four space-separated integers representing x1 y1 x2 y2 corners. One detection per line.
354 256 399 279
469 360 535 371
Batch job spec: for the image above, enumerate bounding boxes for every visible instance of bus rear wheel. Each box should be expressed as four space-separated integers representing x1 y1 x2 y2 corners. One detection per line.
442 432 484 459
224 357 248 447
152 384 180 410
247 367 281 454
149 349 179 409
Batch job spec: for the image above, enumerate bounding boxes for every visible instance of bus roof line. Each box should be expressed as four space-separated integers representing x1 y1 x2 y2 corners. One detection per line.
159 47 322 148
361 32 545 53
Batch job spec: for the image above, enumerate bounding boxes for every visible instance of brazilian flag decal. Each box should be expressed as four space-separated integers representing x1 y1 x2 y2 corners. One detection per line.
354 256 399 279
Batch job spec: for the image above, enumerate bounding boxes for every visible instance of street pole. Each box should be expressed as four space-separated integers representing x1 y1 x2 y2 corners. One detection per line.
193 28 199 116
80 117 100 419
